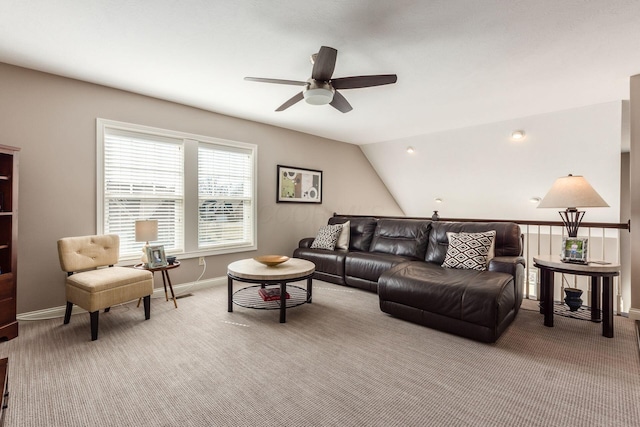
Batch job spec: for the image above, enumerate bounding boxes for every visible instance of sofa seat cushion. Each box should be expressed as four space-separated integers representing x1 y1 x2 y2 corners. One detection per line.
378 261 515 329
345 251 414 284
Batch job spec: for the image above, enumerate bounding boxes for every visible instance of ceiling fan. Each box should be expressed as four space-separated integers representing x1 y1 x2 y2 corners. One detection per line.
244 46 397 113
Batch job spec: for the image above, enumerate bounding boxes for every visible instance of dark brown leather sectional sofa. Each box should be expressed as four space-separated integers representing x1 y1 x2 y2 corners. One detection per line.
293 215 525 342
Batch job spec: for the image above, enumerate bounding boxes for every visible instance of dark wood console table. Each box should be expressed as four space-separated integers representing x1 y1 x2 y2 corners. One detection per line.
534 255 620 338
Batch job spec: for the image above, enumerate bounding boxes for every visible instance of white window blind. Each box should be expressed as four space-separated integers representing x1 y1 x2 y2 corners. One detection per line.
103 129 184 258
198 144 253 249
97 119 257 261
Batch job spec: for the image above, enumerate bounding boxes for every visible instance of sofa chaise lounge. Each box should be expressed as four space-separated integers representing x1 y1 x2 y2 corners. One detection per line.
293 215 525 342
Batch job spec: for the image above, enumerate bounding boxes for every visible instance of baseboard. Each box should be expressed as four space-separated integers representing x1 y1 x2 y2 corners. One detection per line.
17 276 227 322
628 308 640 321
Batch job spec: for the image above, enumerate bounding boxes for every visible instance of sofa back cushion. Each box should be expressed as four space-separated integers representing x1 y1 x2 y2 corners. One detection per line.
369 219 431 260
426 222 522 264
329 216 378 252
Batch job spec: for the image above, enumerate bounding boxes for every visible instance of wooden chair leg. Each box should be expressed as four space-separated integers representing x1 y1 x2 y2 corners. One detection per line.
63 302 73 324
90 311 99 341
143 295 151 320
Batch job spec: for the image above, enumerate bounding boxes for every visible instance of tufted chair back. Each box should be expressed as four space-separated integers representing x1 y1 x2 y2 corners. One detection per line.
57 234 120 273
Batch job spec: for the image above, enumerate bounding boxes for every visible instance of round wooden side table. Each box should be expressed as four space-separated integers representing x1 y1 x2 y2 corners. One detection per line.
135 261 181 308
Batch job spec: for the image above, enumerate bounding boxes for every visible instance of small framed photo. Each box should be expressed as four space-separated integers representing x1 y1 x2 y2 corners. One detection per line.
561 237 588 264
277 165 322 203
146 245 167 268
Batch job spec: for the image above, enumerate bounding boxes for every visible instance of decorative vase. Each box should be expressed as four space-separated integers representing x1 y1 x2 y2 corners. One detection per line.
432 210 440 221
564 287 583 312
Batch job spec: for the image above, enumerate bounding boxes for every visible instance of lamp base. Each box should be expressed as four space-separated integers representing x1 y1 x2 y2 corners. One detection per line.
141 243 149 264
558 208 585 238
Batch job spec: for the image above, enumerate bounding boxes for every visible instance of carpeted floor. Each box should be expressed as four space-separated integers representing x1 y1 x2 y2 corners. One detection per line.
1 280 639 426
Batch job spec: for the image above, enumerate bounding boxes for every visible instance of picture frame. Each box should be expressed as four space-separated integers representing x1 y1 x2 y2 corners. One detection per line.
145 245 167 268
561 237 588 264
277 165 322 203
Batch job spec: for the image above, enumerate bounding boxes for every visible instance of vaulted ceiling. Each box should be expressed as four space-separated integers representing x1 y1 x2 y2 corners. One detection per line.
1 1 640 145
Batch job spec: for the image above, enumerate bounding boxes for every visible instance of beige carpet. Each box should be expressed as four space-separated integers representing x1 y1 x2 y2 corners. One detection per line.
1 281 639 426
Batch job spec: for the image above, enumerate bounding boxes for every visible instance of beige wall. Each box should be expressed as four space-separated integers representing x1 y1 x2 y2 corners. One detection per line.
0 63 402 314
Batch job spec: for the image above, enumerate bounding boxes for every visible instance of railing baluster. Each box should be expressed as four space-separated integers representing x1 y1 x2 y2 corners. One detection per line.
525 224 530 299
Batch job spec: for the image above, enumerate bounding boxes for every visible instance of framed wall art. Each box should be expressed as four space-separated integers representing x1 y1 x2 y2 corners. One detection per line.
277 165 322 203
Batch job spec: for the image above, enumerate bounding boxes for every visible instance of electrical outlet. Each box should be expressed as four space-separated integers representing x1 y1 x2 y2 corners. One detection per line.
198 256 205 266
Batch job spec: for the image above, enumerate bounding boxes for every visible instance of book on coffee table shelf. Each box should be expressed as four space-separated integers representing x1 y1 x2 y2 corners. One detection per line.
258 287 290 301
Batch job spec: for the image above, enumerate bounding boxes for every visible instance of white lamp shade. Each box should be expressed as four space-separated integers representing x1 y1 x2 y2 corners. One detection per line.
135 219 158 242
537 175 609 209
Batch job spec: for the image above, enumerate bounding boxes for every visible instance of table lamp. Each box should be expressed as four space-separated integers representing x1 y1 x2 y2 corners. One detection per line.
135 219 158 263
537 174 609 237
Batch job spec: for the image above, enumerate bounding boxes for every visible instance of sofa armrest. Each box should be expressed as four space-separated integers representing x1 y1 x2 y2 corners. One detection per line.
298 237 315 248
488 256 525 276
489 256 525 313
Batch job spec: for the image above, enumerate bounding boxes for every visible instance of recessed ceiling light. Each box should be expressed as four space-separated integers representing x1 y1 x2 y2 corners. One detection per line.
511 130 526 140
434 198 443 203
406 147 415 154
530 197 541 203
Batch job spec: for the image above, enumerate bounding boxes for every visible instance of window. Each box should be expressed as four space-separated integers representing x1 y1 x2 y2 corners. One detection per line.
97 119 257 261
198 144 253 249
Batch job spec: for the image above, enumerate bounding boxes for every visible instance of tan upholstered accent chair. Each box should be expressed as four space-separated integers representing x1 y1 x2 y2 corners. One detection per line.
57 234 154 341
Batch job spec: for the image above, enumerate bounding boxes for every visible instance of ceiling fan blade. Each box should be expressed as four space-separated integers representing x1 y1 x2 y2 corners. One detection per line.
311 46 337 81
275 92 304 111
244 77 306 86
330 91 353 113
331 74 397 89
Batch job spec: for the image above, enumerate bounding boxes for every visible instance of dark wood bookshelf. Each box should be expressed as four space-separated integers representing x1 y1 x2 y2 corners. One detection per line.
0 145 19 342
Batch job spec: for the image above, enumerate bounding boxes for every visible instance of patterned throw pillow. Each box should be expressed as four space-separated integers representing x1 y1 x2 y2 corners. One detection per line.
310 224 344 250
442 231 496 271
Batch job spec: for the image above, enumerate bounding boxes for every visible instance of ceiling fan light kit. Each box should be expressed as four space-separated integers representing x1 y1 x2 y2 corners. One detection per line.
303 81 335 105
245 46 397 113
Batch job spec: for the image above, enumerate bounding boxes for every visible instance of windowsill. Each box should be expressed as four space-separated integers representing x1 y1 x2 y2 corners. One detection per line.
118 244 257 266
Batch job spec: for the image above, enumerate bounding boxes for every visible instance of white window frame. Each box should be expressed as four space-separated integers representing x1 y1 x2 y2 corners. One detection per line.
97 119 257 262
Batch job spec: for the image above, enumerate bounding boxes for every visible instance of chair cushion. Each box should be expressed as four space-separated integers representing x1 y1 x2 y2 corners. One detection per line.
66 267 153 312
66 267 152 292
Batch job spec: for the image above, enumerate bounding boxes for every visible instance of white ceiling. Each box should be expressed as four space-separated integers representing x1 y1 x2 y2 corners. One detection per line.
1 0 640 145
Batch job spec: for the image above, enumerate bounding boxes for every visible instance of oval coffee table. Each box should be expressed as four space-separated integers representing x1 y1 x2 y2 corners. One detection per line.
227 258 315 323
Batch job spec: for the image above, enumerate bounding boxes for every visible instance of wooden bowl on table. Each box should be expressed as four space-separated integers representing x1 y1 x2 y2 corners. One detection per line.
253 255 290 267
